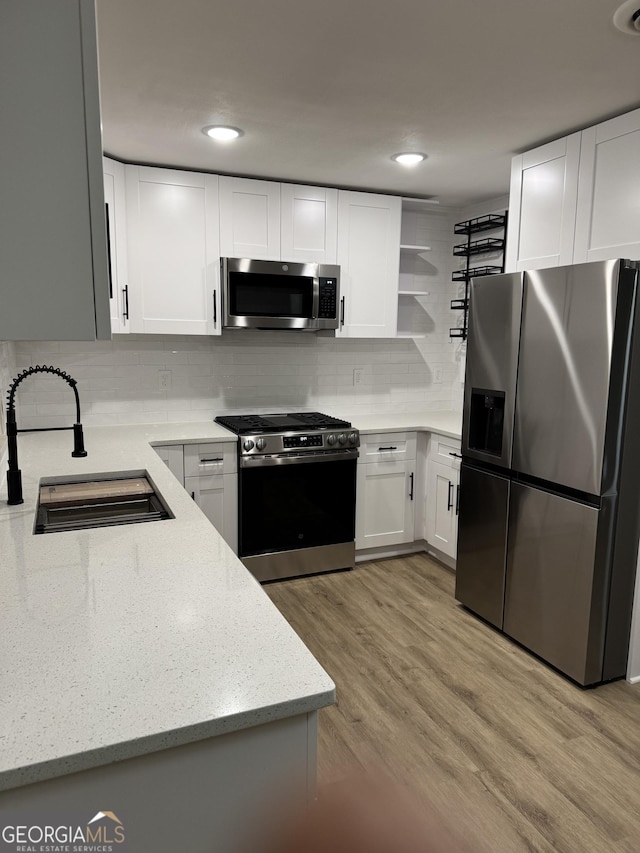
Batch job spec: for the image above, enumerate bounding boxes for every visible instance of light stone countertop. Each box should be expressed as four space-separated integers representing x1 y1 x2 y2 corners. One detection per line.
0 411 461 792
348 410 462 440
0 422 334 792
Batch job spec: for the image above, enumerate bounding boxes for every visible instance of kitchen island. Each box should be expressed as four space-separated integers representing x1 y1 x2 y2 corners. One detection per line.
0 423 335 852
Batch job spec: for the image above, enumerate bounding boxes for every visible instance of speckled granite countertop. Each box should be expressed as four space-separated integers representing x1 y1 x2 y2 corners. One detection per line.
0 423 335 792
349 410 461 440
0 412 462 792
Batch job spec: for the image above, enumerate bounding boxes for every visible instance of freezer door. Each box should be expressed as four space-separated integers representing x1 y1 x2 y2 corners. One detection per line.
504 482 607 685
462 273 523 469
455 464 510 629
513 260 625 495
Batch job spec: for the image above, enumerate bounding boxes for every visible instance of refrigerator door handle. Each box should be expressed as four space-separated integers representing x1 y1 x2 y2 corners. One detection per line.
455 483 460 516
447 481 453 511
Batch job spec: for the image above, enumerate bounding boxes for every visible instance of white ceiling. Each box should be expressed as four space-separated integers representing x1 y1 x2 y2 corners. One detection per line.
96 0 640 206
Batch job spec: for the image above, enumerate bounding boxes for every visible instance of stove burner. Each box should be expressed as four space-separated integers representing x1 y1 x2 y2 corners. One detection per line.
215 412 351 435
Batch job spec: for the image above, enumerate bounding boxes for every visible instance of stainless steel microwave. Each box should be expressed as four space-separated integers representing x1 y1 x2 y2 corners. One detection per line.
221 258 341 331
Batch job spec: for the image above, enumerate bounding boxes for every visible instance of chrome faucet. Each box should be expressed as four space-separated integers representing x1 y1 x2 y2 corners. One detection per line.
5 365 87 505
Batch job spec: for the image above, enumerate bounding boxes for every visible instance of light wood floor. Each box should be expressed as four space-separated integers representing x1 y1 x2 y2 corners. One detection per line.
267 554 640 852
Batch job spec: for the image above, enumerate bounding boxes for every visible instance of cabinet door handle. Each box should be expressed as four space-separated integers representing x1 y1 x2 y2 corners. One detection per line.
378 446 397 452
448 452 462 459
200 457 223 464
447 481 453 511
191 491 195 500
213 289 217 324
340 296 345 328
455 484 460 515
409 472 414 501
122 285 129 321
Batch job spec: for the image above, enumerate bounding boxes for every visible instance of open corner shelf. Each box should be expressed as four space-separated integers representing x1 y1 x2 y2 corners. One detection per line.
398 290 430 296
450 211 508 341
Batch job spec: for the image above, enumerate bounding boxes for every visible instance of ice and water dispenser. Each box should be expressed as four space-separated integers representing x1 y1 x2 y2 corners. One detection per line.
468 389 505 456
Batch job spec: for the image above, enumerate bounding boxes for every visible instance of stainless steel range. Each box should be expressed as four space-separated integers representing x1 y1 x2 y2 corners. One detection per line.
215 412 359 582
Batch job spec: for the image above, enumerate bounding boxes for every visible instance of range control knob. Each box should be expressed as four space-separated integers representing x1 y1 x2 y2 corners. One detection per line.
348 432 359 445
327 433 337 446
256 438 267 451
243 439 255 452
338 433 347 445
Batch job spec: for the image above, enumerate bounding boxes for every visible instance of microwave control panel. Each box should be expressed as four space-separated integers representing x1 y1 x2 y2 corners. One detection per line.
318 278 338 319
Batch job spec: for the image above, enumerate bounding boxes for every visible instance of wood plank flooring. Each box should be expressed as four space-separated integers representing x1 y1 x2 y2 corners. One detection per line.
266 554 640 852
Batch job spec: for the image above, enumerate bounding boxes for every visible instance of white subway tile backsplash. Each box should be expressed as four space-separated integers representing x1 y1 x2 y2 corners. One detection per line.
11 330 463 428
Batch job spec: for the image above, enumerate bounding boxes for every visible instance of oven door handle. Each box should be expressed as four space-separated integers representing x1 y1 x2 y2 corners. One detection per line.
240 449 358 468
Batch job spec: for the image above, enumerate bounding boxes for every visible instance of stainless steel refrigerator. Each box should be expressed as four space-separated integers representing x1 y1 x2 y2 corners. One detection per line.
455 259 640 686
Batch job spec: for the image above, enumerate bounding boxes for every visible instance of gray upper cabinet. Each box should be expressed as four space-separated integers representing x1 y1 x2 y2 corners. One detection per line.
0 0 110 341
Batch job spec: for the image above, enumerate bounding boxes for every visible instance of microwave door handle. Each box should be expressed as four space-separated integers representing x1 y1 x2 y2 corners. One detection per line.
312 276 320 319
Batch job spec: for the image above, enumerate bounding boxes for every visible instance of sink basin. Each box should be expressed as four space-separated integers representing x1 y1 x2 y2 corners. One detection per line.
35 473 173 534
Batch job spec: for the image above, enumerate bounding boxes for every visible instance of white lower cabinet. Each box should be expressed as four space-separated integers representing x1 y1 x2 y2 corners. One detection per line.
356 432 416 550
185 473 238 554
425 460 459 560
183 443 238 553
153 444 185 485
424 434 461 561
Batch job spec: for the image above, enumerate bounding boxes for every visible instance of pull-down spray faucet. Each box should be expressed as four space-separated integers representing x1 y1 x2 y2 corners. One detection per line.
5 365 87 505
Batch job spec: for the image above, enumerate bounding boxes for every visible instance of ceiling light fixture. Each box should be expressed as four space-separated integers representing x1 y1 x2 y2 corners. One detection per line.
392 152 426 167
202 125 243 141
613 0 640 34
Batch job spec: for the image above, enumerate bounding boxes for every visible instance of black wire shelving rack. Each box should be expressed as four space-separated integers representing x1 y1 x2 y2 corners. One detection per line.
450 212 508 340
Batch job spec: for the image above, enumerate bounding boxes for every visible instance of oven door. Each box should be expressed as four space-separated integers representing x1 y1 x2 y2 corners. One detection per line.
239 452 357 559
222 258 319 330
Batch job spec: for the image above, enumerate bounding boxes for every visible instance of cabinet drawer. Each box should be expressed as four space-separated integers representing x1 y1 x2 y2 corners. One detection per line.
359 432 417 463
184 442 237 477
428 434 462 468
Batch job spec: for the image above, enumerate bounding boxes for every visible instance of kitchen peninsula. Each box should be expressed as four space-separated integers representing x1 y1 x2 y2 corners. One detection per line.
0 423 335 853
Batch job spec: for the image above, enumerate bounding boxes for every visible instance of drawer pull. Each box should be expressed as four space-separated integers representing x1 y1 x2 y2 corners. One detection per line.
448 452 462 459
378 446 398 451
191 491 195 500
200 457 224 464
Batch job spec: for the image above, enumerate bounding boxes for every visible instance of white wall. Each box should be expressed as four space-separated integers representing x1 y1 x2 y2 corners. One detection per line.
12 334 456 429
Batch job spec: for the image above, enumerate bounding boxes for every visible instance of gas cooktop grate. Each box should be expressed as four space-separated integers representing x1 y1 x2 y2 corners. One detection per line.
215 412 351 435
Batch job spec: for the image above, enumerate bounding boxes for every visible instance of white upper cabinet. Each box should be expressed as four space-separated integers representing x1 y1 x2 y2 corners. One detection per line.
505 134 581 272
280 184 338 264
125 166 221 336
574 110 640 263
336 191 402 338
0 0 110 341
103 157 129 334
219 177 281 260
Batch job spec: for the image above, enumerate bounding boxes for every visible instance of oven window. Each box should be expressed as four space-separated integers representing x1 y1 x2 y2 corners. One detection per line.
229 272 314 318
239 457 356 556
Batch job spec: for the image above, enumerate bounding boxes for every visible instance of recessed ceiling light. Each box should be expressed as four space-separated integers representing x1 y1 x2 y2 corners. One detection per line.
202 125 243 141
392 152 427 166
613 0 640 34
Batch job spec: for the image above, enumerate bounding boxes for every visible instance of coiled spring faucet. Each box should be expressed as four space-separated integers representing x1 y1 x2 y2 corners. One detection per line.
6 365 87 505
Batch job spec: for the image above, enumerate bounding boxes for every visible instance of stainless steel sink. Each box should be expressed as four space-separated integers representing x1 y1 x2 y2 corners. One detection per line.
34 473 173 534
